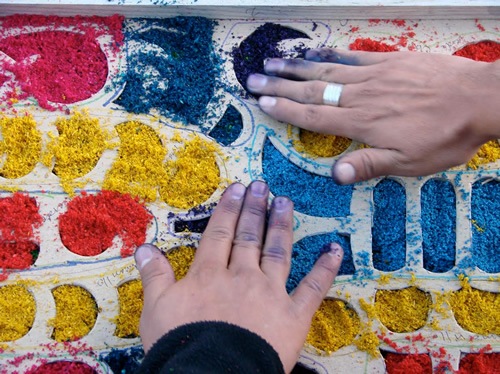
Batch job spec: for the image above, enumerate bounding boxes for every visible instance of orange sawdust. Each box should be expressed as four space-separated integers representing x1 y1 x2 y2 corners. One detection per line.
294 129 351 158
467 140 500 169
0 114 42 179
165 246 196 280
306 298 360 355
159 134 221 209
43 111 114 194
114 279 143 338
374 287 431 333
48 285 98 342
448 275 500 335
0 285 36 341
103 121 167 202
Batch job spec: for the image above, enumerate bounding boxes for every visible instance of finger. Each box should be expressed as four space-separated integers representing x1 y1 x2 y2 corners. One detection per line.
191 183 246 270
229 180 270 271
135 243 176 302
331 148 402 184
291 243 343 317
257 96 364 139
260 196 294 283
261 58 373 84
305 48 394 66
247 74 328 104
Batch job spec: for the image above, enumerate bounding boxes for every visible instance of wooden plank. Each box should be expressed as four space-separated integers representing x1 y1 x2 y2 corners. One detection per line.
1 2 500 19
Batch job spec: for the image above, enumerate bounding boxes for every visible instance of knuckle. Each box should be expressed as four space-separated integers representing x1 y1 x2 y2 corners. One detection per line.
302 83 318 102
218 197 242 215
141 270 163 286
358 84 379 98
318 65 336 81
268 218 292 232
233 268 261 284
234 229 261 246
245 203 267 217
302 277 325 296
192 263 218 281
316 258 338 277
204 225 234 242
303 105 321 124
358 151 379 180
348 110 373 130
262 245 288 263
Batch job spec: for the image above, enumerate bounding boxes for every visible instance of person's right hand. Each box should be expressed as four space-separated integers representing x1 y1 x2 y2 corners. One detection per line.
247 49 500 184
135 181 343 373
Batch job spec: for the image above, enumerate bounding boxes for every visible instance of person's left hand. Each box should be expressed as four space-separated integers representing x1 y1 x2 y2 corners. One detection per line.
134 181 344 373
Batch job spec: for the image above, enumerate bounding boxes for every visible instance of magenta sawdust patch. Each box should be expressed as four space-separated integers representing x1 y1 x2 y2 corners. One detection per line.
0 14 124 111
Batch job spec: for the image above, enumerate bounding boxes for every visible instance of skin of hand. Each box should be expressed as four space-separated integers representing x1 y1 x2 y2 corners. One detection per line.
246 49 500 184
134 181 344 373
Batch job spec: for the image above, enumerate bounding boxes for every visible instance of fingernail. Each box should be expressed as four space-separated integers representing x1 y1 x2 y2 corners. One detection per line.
332 162 356 185
250 180 268 197
328 243 343 257
230 183 246 199
272 196 291 212
258 96 276 110
264 59 285 74
135 244 155 270
246 74 268 91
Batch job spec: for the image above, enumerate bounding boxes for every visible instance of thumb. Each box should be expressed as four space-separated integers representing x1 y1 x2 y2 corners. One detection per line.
134 243 176 302
332 148 401 184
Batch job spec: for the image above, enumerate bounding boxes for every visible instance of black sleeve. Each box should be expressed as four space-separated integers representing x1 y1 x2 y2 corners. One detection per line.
136 321 285 374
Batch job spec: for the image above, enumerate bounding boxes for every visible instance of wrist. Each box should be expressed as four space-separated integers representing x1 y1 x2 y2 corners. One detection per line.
469 60 500 141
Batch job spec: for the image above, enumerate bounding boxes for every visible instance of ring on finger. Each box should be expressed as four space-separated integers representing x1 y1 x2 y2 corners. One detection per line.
322 83 344 107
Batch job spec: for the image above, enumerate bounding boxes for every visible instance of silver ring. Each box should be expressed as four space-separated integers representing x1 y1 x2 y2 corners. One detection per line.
322 83 344 106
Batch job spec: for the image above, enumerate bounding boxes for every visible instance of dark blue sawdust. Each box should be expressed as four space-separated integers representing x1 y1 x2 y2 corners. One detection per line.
421 179 456 273
262 138 353 217
208 105 243 146
100 346 144 373
174 216 210 233
114 17 221 126
286 233 353 292
372 179 406 272
232 23 310 95
470 179 500 273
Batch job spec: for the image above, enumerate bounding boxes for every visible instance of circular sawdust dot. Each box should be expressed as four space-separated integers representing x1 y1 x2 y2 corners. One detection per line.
296 129 352 158
114 279 143 339
458 352 500 372
306 298 360 355
0 115 42 179
49 284 98 342
44 112 110 196
0 193 42 270
159 135 221 209
28 360 97 374
103 121 166 203
449 285 500 335
453 40 500 62
0 285 36 342
374 287 431 333
381 351 432 374
58 190 153 258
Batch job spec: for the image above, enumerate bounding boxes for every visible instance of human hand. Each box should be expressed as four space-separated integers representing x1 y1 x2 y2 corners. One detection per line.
246 49 500 184
134 181 343 373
